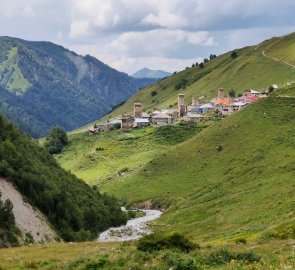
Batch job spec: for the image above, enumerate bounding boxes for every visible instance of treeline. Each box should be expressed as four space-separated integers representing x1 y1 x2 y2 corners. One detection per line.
0 114 127 241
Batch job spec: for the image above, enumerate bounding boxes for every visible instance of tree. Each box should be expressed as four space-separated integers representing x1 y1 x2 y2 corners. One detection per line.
195 62 199 66
44 127 69 154
210 54 217 60
204 58 209 63
192 63 195 68
228 89 236 97
231 51 238 58
199 62 204 68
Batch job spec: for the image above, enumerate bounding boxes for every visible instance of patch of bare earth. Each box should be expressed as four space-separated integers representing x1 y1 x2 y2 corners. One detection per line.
0 178 58 243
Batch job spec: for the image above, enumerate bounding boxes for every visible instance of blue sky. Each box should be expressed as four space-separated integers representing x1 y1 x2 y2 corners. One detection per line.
0 0 295 74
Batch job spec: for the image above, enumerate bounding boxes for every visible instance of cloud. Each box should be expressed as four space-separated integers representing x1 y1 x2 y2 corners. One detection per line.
1 0 295 74
106 29 215 59
0 0 43 18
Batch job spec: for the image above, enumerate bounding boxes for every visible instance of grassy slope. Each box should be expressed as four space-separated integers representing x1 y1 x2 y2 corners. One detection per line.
86 32 295 128
57 124 205 184
0 239 294 270
104 92 295 241
0 47 30 92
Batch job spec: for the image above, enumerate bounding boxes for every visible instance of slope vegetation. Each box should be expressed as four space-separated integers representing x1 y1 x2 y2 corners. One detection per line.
104 91 295 241
0 113 127 242
0 37 155 137
57 123 206 184
98 32 295 124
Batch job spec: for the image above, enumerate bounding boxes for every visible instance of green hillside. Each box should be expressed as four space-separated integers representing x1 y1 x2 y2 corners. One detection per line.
103 92 295 241
0 113 127 243
56 123 208 184
94 32 295 125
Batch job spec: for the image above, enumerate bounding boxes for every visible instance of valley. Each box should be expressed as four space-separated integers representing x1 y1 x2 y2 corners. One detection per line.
1 29 295 270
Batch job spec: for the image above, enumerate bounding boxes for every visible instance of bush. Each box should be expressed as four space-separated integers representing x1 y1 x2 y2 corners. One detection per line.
206 248 261 265
235 238 247 244
231 51 238 58
151 90 158 96
163 251 200 270
137 233 196 252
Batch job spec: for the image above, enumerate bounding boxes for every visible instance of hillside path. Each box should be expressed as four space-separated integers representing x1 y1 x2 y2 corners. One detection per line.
255 44 295 68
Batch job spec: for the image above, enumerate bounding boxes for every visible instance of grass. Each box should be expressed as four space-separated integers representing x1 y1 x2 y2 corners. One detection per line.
57 123 204 185
102 94 295 242
0 239 294 269
0 47 31 93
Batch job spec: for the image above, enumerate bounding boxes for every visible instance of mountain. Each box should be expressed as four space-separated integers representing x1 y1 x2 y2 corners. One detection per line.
57 32 295 242
0 37 155 138
132 67 172 79
0 113 127 244
98 32 295 122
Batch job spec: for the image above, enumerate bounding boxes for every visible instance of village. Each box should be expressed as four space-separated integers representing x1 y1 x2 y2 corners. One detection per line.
88 87 273 134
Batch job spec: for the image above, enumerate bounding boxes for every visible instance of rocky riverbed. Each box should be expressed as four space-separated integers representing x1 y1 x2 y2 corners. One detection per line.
97 209 162 242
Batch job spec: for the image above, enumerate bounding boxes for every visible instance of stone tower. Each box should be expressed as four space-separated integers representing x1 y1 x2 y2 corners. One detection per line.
134 103 142 118
218 88 225 99
178 94 186 117
192 97 199 107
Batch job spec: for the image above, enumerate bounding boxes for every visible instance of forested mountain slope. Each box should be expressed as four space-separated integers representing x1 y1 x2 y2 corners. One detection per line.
0 114 127 243
0 37 155 137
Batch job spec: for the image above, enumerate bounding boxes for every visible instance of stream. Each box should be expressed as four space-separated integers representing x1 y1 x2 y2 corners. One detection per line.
97 209 162 242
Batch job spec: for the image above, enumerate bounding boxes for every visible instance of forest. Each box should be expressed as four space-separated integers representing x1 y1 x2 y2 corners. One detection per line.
0 113 127 242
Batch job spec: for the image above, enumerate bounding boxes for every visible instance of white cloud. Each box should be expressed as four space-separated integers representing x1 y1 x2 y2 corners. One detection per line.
1 0 295 74
106 29 215 58
0 0 43 18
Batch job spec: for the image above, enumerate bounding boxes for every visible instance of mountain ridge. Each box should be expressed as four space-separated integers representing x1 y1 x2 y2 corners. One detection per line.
132 67 172 79
0 36 156 137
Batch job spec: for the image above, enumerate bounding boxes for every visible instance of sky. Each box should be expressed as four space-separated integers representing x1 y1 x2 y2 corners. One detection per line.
0 0 295 74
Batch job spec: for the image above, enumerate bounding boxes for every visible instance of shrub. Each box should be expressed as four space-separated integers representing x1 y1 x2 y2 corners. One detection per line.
137 233 196 252
151 90 158 96
235 238 247 244
206 248 261 265
231 51 238 58
206 248 234 265
163 251 200 270
216 145 223 152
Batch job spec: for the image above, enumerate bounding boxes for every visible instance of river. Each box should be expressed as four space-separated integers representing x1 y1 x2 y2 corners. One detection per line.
97 209 162 242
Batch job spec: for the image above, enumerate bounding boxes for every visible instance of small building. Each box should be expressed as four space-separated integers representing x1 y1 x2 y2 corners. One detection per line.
141 112 150 119
184 112 205 122
232 101 247 111
245 89 260 97
133 118 150 128
121 116 134 130
152 112 172 126
199 103 214 114
162 109 178 119
107 119 122 129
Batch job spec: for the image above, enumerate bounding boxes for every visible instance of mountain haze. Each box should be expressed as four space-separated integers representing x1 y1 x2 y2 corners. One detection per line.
132 67 172 79
0 37 155 137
